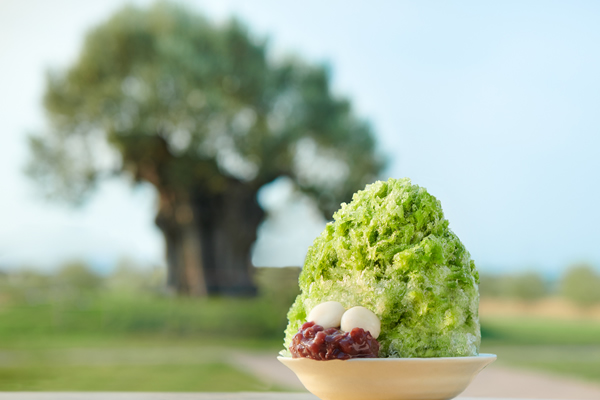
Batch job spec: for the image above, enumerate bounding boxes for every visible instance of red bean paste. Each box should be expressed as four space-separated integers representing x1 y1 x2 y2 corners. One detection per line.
289 321 380 360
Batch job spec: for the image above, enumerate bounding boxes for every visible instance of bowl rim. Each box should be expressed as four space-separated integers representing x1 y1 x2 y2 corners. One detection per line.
278 353 496 362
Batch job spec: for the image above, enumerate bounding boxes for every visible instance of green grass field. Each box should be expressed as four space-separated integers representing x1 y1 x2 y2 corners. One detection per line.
0 363 268 392
0 277 291 391
0 295 286 391
1 284 600 390
481 316 600 345
481 316 600 383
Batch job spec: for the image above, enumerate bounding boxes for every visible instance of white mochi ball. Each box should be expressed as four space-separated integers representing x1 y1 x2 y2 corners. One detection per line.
340 306 381 339
307 301 346 329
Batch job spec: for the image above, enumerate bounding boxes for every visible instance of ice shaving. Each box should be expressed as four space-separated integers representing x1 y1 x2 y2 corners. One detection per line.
284 178 480 359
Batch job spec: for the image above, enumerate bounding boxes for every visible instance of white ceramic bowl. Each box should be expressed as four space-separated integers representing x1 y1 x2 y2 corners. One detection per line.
278 353 496 400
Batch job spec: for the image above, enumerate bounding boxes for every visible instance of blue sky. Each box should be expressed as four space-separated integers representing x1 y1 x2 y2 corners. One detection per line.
1 0 599 276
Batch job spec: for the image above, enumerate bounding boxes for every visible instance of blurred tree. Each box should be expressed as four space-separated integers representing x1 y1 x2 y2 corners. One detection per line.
27 2 383 296
107 257 166 294
560 263 600 308
478 273 505 298
2 268 54 305
507 272 547 302
479 271 547 301
254 266 300 305
56 261 103 293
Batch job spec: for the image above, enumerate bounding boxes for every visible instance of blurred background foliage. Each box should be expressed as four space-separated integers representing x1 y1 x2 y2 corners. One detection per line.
27 1 383 297
2 263 600 343
0 263 298 341
559 263 600 308
479 264 600 306
1 261 600 390
479 271 549 302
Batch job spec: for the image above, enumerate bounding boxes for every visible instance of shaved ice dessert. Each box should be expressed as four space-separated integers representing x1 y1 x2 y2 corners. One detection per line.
284 178 480 358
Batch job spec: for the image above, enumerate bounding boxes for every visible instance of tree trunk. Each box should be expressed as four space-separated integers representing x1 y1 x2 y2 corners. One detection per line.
155 180 263 296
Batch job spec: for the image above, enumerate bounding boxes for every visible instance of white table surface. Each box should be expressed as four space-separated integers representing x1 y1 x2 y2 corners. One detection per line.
0 395 545 400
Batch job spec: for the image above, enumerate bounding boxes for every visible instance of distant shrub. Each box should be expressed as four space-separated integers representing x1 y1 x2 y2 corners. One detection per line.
254 267 300 304
479 271 548 301
55 261 102 293
507 272 548 301
0 268 54 305
478 273 506 298
106 258 166 294
560 263 600 308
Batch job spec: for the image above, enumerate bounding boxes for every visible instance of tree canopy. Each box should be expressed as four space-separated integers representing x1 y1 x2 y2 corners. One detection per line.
560 263 600 308
27 2 384 295
29 2 382 216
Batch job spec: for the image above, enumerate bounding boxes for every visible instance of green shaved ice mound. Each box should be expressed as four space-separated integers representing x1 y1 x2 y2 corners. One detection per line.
283 178 480 358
